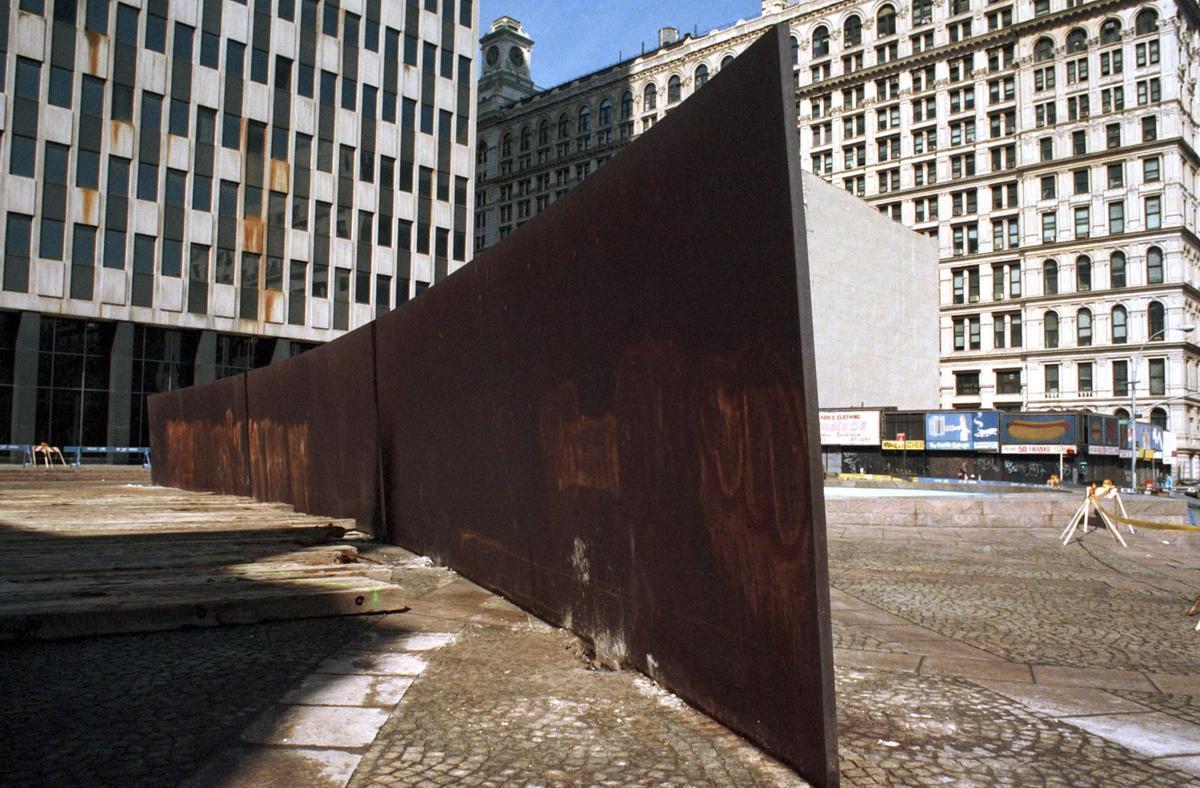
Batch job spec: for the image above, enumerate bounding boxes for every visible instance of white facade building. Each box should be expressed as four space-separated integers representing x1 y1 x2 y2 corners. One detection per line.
475 0 1200 478
0 0 479 450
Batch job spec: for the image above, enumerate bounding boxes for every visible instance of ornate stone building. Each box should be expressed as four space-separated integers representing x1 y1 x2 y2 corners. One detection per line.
476 0 1200 478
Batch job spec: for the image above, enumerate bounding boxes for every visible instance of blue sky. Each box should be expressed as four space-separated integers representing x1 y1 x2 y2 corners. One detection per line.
478 1 763 89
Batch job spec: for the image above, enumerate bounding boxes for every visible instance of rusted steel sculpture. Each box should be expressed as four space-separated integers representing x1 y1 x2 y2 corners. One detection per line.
244 323 382 530
149 373 250 497
150 26 837 786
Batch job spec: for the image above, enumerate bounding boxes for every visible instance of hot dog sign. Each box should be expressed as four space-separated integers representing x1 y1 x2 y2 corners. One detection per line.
1000 413 1078 454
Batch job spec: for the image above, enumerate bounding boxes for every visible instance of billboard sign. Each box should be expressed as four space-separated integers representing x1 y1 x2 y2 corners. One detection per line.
925 411 999 452
1000 413 1077 454
820 410 880 446
1087 415 1121 455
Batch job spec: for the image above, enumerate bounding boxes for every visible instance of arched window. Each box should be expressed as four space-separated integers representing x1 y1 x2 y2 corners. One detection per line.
877 5 897 36
695 63 709 88
1114 407 1130 423
1112 305 1128 343
1044 310 1060 348
1135 8 1159 35
476 141 489 165
577 105 590 133
1066 28 1088 53
1101 18 1122 43
844 15 862 47
643 82 657 111
1034 37 1055 62
1151 407 1168 430
598 99 612 127
667 74 682 104
519 126 531 152
1147 246 1164 284
1044 259 1059 294
812 25 830 57
557 113 570 139
1111 251 1127 288
791 36 799 65
1077 308 1093 346
537 119 550 146
721 54 735 70
620 90 633 120
1076 255 1092 291
501 133 512 158
1148 300 1165 339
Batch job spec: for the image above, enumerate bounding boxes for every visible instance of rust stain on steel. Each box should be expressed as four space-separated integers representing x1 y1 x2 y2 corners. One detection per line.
148 374 250 497
244 323 381 533
147 26 836 787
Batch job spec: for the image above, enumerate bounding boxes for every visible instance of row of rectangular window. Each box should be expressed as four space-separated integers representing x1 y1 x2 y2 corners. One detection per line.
954 359 1167 398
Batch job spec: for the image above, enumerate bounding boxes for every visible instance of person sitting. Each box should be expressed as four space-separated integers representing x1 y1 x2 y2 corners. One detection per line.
1047 473 1061 488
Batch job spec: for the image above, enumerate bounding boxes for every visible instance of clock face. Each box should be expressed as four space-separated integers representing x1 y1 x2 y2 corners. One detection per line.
486 45 500 66
508 47 525 67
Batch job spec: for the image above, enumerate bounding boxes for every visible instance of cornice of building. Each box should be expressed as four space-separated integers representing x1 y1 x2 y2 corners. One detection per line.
795 0 1174 99
939 281 1196 315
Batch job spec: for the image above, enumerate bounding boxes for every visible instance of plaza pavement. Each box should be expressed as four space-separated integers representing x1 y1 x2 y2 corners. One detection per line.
1 484 1197 786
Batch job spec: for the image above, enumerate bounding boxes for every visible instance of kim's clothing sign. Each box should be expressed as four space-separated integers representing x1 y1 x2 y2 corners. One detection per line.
924 411 1000 452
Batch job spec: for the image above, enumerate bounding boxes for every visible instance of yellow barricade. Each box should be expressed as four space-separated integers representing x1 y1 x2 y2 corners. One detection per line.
1090 498 1200 533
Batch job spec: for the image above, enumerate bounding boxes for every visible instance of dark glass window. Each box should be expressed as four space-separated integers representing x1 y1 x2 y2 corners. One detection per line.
11 135 37 177
169 98 189 136
173 22 194 62
48 66 73 107
144 1 166 51
115 3 138 44
81 74 104 116
4 213 33 293
15 58 41 100
85 0 109 32
76 151 100 189
200 32 219 68
137 161 158 201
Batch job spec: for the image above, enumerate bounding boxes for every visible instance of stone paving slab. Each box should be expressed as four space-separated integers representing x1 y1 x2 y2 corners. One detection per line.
1146 673 1199 696
1032 665 1161 693
971 679 1153 718
315 651 429 676
242 705 392 748
1060 711 1200 759
1156 754 1200 777
918 655 1034 683
281 674 416 707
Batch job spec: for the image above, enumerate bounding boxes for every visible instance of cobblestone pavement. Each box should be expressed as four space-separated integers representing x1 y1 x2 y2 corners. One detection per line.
836 668 1186 786
4 505 1198 786
0 617 369 786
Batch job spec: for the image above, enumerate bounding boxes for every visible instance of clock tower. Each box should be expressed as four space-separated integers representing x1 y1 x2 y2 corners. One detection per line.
478 17 535 115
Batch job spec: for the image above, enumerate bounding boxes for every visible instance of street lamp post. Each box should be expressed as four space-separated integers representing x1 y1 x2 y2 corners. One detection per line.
1129 323 1196 489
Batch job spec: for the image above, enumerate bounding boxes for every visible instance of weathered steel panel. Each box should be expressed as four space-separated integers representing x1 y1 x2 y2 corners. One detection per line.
147 26 836 786
148 373 250 497
373 27 837 786
245 323 381 532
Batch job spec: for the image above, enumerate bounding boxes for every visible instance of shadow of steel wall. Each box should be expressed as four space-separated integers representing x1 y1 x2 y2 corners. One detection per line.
147 26 837 787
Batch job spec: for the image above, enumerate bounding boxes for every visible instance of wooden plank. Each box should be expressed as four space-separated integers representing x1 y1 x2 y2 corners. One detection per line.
0 477 407 642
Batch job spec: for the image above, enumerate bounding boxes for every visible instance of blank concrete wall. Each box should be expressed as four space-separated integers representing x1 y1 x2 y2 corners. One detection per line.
803 171 940 410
